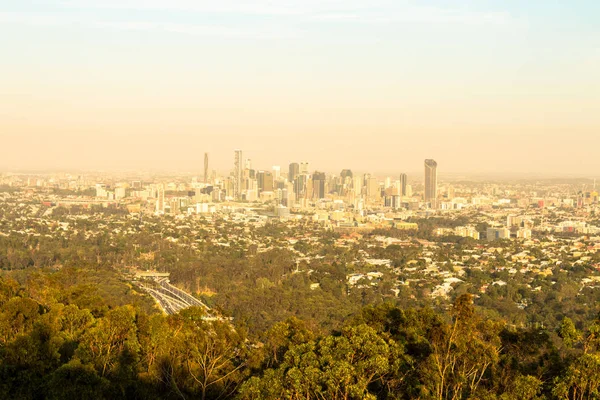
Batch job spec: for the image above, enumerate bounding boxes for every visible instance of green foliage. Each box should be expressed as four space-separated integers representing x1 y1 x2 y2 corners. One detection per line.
3 208 600 398
558 317 582 348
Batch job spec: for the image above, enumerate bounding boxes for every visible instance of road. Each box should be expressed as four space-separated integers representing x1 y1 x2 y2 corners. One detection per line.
140 278 215 317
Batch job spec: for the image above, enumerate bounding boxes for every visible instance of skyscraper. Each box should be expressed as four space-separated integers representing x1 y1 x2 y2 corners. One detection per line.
424 159 438 208
257 171 274 193
339 169 353 196
312 172 326 199
366 176 380 200
156 184 165 214
294 174 307 197
340 169 353 181
300 162 309 175
272 166 281 180
204 153 209 184
399 173 407 196
289 163 299 182
234 149 243 200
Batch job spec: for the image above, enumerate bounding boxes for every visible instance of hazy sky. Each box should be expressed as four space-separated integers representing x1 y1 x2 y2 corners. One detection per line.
1 0 599 176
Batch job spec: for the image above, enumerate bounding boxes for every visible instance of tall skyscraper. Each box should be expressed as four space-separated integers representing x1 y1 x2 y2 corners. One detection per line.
204 153 209 184
234 149 243 200
294 174 307 197
312 172 326 199
289 163 299 182
340 169 353 181
339 169 353 195
300 162 309 174
424 159 438 208
257 171 274 192
272 166 281 180
399 173 407 196
366 176 380 200
156 184 165 214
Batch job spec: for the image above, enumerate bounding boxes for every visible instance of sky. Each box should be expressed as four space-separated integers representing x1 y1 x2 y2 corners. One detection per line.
1 0 599 176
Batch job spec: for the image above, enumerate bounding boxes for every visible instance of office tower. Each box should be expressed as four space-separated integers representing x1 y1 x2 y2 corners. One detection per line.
257 171 274 192
340 169 353 193
300 162 309 174
289 163 299 182
245 159 252 170
385 177 392 189
272 166 281 180
353 176 363 196
156 184 165 213
284 181 295 206
399 173 407 196
257 171 264 191
366 176 380 199
295 174 307 197
424 159 438 208
204 153 209 184
170 199 180 215
234 149 243 200
312 172 326 199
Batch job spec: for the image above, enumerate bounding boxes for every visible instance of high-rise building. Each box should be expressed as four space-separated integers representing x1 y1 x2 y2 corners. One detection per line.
399 173 407 196
424 159 438 208
312 172 326 199
300 162 309 174
295 174 307 197
337 169 353 196
366 176 380 200
353 176 363 197
204 153 209 184
234 149 243 200
156 184 165 214
257 171 274 193
289 163 299 182
272 166 281 180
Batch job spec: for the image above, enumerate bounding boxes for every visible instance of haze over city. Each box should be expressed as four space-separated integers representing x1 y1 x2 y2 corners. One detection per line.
2 0 599 175
5 2 600 399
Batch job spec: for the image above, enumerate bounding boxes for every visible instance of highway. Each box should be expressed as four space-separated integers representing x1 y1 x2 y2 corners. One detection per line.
139 277 215 317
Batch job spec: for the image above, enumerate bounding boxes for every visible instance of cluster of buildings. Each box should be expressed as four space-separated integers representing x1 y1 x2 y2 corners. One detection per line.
2 153 600 242
225 150 436 210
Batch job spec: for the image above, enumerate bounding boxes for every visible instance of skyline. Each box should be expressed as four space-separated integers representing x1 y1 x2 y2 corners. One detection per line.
2 0 600 174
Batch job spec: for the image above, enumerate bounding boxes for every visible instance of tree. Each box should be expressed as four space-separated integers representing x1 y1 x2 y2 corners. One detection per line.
422 294 501 400
558 317 582 349
553 353 600 400
76 305 140 378
167 308 247 400
46 359 109 400
239 324 408 400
